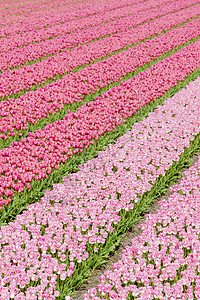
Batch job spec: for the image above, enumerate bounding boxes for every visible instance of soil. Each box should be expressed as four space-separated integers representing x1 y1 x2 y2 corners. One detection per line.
71 150 200 300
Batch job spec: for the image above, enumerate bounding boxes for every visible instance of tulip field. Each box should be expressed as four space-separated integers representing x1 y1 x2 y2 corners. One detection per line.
0 0 200 299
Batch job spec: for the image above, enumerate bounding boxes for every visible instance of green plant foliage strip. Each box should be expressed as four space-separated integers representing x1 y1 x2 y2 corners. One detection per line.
1 34 200 150
0 68 200 229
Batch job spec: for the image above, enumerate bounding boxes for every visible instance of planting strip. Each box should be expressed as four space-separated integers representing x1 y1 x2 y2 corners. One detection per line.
0 41 199 205
0 43 200 226
0 0 110 25
0 2 199 98
0 0 162 52
0 0 146 37
0 77 200 299
83 153 200 300
0 0 72 18
0 0 74 11
0 0 87 20
0 18 200 145
0 0 177 56
0 0 197 73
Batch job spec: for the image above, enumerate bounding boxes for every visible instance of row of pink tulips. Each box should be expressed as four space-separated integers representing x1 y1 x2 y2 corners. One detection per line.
0 77 199 299
0 0 142 37
0 18 199 138
0 0 170 53
83 145 200 299
0 0 185 71
0 2 198 98
0 40 199 206
0 0 70 17
0 0 107 21
0 0 78 18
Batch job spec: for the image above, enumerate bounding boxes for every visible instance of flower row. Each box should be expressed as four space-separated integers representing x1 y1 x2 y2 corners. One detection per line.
0 76 199 299
0 0 169 53
83 145 200 300
0 2 198 98
0 0 73 20
0 40 199 206
0 18 199 139
0 0 187 71
0 0 139 37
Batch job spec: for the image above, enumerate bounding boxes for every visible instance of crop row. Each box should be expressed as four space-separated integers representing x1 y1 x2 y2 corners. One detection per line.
0 0 189 71
0 0 75 18
0 76 199 299
83 153 200 299
1 2 199 98
0 40 199 208
0 0 171 53
0 18 199 141
0 0 142 37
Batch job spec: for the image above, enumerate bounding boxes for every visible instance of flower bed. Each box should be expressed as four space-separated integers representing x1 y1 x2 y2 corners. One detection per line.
0 0 198 98
0 76 199 299
0 0 169 53
1 1 200 299
0 18 199 140
0 0 141 36
83 148 200 300
0 0 76 21
0 40 199 207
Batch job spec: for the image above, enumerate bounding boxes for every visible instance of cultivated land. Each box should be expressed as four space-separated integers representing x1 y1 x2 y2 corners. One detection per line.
0 0 200 299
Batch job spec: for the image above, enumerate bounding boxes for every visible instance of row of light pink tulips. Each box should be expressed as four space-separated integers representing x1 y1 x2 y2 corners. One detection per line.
83 143 200 299
0 2 198 98
0 76 199 299
1 18 199 138
0 0 185 71
0 40 199 207
0 0 141 37
0 0 170 53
